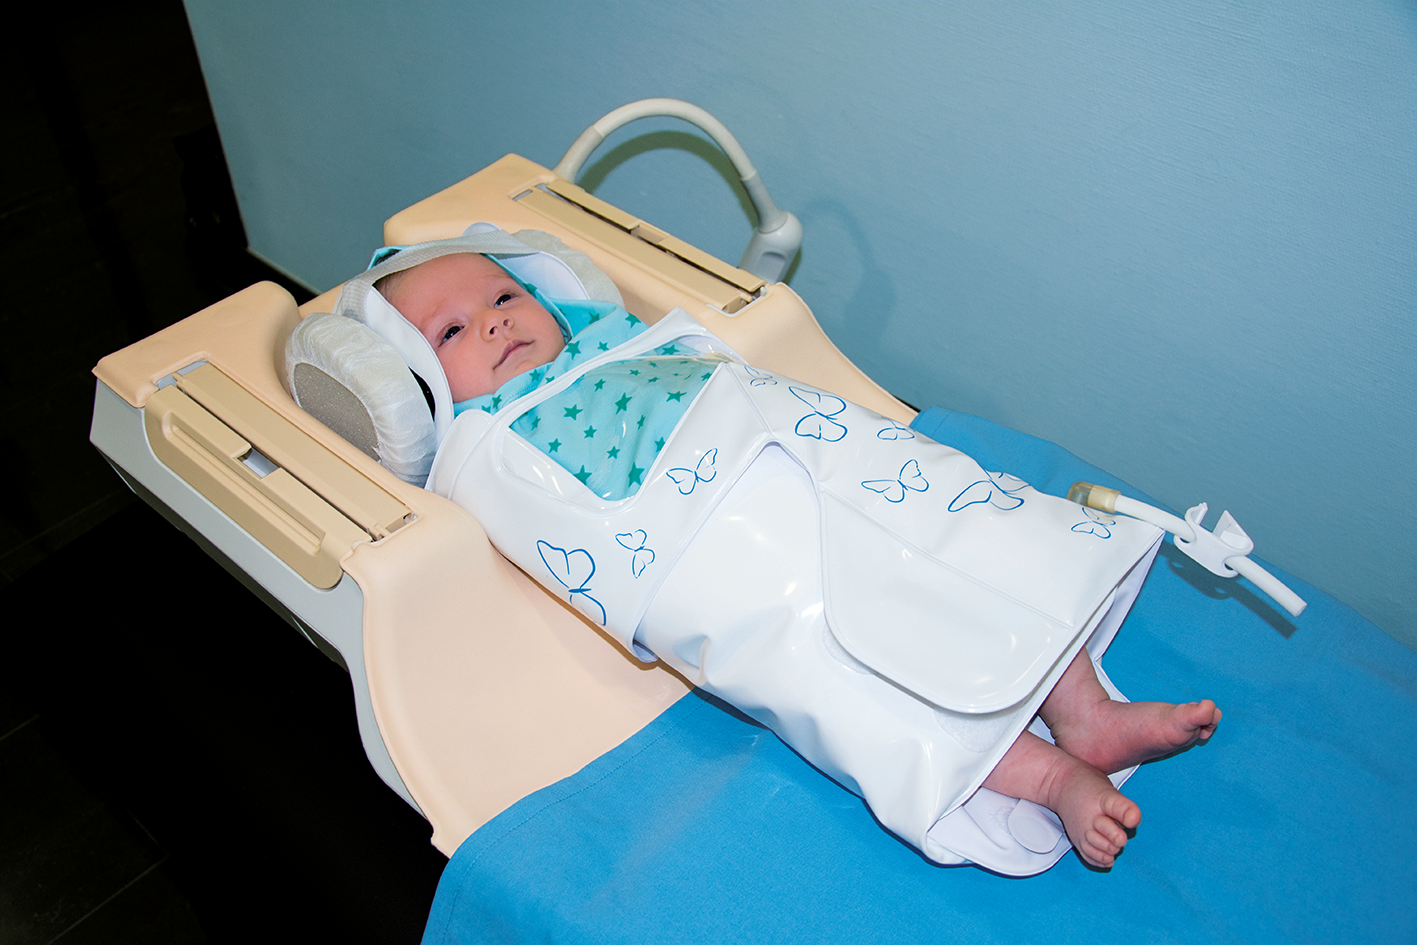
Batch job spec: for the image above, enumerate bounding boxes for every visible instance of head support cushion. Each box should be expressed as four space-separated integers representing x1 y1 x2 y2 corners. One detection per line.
284 225 622 486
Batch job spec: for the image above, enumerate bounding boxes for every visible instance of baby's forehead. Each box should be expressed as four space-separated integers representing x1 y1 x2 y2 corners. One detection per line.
404 251 507 287
380 251 492 296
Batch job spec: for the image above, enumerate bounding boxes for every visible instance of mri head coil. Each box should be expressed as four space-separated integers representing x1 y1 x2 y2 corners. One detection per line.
284 225 622 486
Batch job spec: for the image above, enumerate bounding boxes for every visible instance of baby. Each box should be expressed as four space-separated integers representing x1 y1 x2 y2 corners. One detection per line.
380 250 1222 870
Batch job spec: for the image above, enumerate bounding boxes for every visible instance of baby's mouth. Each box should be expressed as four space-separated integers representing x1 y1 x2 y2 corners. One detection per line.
494 339 528 370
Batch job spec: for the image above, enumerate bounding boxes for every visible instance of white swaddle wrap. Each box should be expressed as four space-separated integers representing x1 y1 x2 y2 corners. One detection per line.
429 309 1162 875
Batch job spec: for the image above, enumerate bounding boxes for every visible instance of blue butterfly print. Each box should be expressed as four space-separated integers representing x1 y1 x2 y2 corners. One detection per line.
790 387 849 442
877 419 915 441
536 540 607 624
1072 506 1115 539
666 448 718 495
615 530 656 577
745 366 778 387
948 471 1029 512
862 459 930 503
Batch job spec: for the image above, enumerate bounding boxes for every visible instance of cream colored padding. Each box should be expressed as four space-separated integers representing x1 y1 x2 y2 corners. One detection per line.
284 311 438 485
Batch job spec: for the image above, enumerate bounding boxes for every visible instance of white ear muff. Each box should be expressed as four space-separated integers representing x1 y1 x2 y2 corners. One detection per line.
284 311 439 485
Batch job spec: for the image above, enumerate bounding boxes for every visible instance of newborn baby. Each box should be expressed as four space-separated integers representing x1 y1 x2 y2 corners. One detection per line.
377 249 1221 870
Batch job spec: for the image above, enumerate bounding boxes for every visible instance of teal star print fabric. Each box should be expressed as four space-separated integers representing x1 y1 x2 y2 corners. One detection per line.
510 350 725 500
451 298 725 500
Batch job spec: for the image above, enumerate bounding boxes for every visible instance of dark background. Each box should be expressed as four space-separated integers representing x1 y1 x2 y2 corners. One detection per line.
0 3 447 942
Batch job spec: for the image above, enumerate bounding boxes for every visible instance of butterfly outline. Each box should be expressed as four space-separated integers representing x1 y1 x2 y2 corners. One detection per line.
1071 506 1115 539
536 540 607 624
666 448 718 495
614 530 656 577
948 470 1029 513
877 419 915 441
862 459 930 503
790 386 849 442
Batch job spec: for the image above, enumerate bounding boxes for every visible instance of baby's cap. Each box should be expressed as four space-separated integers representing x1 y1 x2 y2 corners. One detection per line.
331 224 606 446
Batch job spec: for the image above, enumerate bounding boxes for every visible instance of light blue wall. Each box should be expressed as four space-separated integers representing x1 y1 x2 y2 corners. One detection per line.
184 1 1417 646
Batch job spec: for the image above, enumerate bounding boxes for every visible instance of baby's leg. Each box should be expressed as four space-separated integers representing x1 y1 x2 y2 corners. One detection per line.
984 730 1140 869
1041 651 1222 775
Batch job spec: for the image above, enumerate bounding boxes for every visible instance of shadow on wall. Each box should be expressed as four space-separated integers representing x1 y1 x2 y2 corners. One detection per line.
794 195 900 386
575 129 802 283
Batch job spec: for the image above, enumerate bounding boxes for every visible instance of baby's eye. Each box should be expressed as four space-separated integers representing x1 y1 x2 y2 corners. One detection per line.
494 292 515 307
441 325 462 343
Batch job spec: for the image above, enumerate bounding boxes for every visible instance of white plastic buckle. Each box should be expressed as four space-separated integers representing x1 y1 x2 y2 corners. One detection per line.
1173 503 1254 577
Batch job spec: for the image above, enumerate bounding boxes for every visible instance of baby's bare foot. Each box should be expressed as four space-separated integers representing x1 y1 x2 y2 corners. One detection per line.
1044 754 1142 869
1052 698 1221 775
984 731 1143 869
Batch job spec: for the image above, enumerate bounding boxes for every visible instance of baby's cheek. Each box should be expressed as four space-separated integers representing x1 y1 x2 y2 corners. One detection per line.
442 355 487 402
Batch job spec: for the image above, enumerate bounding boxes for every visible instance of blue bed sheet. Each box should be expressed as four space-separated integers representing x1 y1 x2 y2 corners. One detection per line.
423 407 1417 944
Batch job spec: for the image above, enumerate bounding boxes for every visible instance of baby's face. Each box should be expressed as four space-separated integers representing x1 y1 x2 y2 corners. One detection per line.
386 253 566 402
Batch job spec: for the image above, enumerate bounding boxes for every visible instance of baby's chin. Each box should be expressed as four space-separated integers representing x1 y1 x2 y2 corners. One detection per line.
499 351 561 385
450 360 554 403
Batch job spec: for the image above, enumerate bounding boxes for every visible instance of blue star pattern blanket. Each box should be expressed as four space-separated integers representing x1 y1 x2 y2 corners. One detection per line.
510 352 722 500
455 301 726 500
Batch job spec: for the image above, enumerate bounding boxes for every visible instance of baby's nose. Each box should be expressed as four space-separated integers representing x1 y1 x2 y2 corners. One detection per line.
483 314 513 337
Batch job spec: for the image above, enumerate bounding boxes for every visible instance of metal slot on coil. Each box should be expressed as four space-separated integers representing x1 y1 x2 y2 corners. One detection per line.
144 363 411 588
516 179 765 314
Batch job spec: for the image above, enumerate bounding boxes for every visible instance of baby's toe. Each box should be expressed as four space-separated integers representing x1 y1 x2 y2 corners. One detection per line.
1189 701 1222 741
1102 792 1142 831
1081 826 1122 868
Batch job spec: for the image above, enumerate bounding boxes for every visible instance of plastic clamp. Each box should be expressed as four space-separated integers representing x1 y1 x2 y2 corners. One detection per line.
1173 503 1254 577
